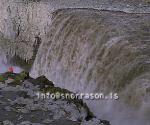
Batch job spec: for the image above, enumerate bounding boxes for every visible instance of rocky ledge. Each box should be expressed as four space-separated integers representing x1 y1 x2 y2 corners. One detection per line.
0 72 110 125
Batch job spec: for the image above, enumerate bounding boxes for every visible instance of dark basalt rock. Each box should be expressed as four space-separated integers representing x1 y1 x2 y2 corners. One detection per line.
34 75 54 88
26 75 54 91
100 120 111 125
41 84 95 121
17 91 30 98
0 72 110 124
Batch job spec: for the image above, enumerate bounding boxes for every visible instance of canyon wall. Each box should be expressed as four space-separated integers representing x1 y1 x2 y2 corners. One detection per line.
0 0 150 59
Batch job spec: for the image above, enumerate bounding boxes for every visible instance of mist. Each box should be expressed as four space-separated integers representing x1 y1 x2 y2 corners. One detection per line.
0 56 22 74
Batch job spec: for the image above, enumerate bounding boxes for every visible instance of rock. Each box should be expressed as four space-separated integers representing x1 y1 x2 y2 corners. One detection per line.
0 95 3 98
3 120 14 125
0 72 110 125
4 106 12 112
20 108 29 114
42 119 54 124
100 120 111 125
0 84 7 89
5 78 14 84
17 121 43 125
0 121 3 125
18 115 23 120
34 76 54 88
17 121 31 125
17 91 30 98
81 118 102 125
18 71 30 80
81 118 111 125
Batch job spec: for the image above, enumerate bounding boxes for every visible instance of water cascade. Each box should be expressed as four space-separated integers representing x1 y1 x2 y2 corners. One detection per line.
31 9 150 125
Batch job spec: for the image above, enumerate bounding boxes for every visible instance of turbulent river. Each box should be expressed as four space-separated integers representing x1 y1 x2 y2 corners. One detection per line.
0 0 150 125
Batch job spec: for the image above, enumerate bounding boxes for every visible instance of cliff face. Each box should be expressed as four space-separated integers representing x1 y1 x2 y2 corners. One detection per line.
0 0 52 62
0 0 150 60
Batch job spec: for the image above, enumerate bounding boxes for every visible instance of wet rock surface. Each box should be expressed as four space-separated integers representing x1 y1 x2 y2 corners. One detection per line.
0 72 108 125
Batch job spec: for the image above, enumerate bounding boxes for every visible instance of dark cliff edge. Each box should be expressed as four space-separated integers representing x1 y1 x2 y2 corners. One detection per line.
0 71 110 125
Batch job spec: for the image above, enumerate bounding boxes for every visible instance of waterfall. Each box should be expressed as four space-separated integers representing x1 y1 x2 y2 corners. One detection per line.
31 9 150 125
0 0 150 60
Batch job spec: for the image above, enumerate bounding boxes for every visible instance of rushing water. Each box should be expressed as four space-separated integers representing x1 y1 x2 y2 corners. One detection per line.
30 9 150 125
